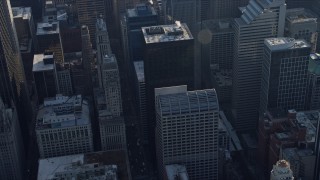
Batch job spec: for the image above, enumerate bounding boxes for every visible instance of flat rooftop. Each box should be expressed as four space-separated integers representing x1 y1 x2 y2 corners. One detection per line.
127 3 157 18
38 150 130 180
37 21 60 35
295 110 319 142
12 7 32 20
36 95 90 130
265 37 310 51
286 8 318 24
33 54 55 72
142 22 193 44
134 61 145 82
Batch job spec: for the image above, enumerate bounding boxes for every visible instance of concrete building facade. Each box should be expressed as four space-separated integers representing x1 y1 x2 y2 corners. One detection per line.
155 86 219 179
232 0 286 131
35 94 93 158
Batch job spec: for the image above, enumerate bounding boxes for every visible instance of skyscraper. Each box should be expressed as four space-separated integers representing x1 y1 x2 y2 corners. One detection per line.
36 21 64 64
0 0 27 105
232 0 286 131
101 54 122 117
260 38 311 114
77 0 105 45
35 94 94 158
285 8 318 52
96 17 112 88
0 98 25 180
32 53 58 103
122 3 158 64
155 86 219 179
306 53 320 110
133 61 148 143
142 23 195 143
80 25 93 96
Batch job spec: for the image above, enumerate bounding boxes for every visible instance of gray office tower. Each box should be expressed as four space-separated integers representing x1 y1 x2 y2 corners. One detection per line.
155 86 219 180
285 8 318 52
232 0 286 131
0 98 25 180
260 38 311 114
76 0 105 45
307 53 320 110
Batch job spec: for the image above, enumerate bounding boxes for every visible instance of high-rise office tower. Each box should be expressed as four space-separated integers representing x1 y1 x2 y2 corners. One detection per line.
285 8 318 52
80 25 93 96
96 17 111 65
307 53 320 110
270 160 294 180
0 0 27 105
12 7 38 87
260 38 311 114
155 85 219 179
0 98 25 180
99 112 127 151
201 19 234 70
77 0 105 45
36 21 64 64
133 61 148 143
32 53 58 103
122 3 158 64
162 0 197 32
96 17 112 88
35 94 94 158
0 0 32 153
211 0 249 19
232 0 286 131
142 23 195 142
101 54 122 117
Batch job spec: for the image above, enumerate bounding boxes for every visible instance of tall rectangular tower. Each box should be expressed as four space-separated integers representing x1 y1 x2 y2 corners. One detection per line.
260 38 311 114
101 55 122 117
0 98 25 180
76 0 105 45
142 23 195 142
155 86 219 179
36 21 64 64
0 0 27 105
232 0 286 131
308 53 320 110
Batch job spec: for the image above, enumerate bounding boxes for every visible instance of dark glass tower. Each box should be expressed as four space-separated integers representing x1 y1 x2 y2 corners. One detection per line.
142 23 194 144
260 38 311 114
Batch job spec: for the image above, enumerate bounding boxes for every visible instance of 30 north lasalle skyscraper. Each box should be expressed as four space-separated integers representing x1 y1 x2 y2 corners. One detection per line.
232 0 286 131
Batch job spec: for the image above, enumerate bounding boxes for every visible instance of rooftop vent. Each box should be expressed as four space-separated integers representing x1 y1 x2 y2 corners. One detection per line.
146 26 164 35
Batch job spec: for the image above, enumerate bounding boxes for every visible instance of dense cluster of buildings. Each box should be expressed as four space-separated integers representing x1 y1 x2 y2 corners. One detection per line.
1 0 320 179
